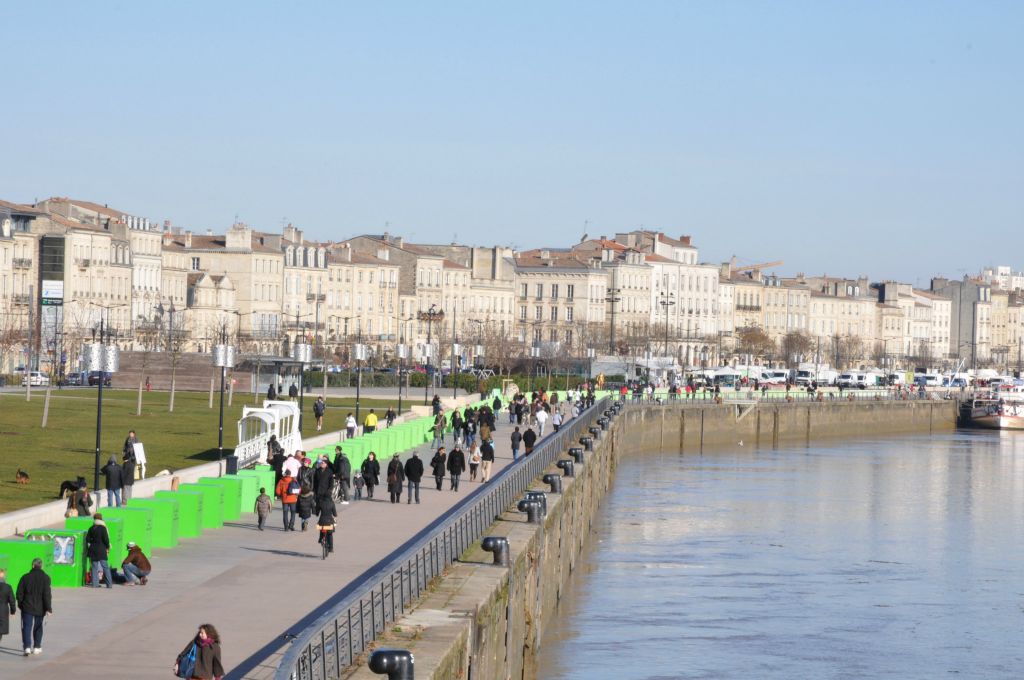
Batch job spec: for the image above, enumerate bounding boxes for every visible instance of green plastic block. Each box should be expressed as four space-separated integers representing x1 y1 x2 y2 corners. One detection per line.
179 483 223 529
99 507 154 562
238 468 275 497
226 473 259 513
24 529 87 588
197 476 242 521
155 490 203 538
126 498 178 548
0 539 54 592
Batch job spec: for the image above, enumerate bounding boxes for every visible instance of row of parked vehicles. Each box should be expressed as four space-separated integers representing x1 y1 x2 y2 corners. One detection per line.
12 369 112 387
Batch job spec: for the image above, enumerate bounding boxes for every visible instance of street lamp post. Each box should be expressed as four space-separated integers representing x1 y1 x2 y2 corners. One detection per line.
291 342 313 430
659 291 676 357
213 324 237 458
353 331 367 424
86 319 119 509
605 287 622 355
419 304 443 405
396 342 407 416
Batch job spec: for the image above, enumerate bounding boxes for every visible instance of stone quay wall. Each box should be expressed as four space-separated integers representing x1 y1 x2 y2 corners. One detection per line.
343 399 957 680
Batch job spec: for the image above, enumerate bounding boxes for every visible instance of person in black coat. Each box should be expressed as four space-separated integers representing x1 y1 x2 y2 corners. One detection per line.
317 498 338 553
86 514 113 588
522 426 538 455
430 448 447 491
447 445 466 492
333 447 352 504
360 452 380 500
122 430 138 502
0 567 15 644
101 455 124 507
15 558 51 654
313 458 334 503
268 438 286 486
404 452 424 504
386 454 405 503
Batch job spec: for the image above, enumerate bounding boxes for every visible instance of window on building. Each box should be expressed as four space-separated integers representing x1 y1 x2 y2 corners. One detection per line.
566 284 575 300
191 257 200 271
551 284 559 299
535 284 543 300
535 306 543 320
520 283 528 298
550 307 558 322
565 329 573 345
520 306 527 320
566 307 574 322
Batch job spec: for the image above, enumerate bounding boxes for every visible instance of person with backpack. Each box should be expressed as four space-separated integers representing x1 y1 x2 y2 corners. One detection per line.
275 472 300 531
174 623 224 679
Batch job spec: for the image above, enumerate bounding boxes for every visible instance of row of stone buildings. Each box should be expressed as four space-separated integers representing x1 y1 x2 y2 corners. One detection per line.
1 196 1022 375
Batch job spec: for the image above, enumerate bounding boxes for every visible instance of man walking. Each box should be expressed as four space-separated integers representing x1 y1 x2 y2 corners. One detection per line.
447 444 466 492
510 426 522 461
86 513 112 588
16 558 51 656
364 409 378 434
535 407 548 437
333 446 351 505
122 430 138 501
101 455 123 508
275 471 299 531
480 439 495 482
404 451 424 504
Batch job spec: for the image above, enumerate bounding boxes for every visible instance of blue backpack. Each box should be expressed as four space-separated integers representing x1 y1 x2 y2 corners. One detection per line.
176 641 197 678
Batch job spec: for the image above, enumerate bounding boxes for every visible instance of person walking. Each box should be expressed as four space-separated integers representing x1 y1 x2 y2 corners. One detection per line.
468 442 482 481
386 454 405 503
101 455 124 508
480 439 495 482
447 444 466 492
432 411 447 449
0 567 15 646
431 394 442 416
313 458 334 504
72 482 93 517
535 407 548 437
289 382 299 399
430 447 447 491
15 558 51 656
86 513 112 588
175 624 224 679
404 451 423 504
332 446 351 505
385 406 397 427
522 426 537 455
551 410 563 432
296 482 315 532
361 452 380 500
510 426 523 461
364 409 378 434
267 383 277 400
254 487 273 531
313 397 326 432
121 542 151 586
122 430 138 502
353 471 365 500
345 413 357 439
275 472 299 531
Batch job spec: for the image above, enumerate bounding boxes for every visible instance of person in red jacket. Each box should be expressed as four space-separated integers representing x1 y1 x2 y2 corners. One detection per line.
274 473 299 531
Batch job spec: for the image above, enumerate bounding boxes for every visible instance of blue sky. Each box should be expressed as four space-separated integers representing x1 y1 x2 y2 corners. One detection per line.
4 1 1022 284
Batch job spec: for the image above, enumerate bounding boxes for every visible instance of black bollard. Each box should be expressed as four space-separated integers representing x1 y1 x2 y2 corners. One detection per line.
542 473 563 494
603 409 613 418
368 648 415 680
568 446 584 464
580 436 593 451
556 459 575 477
525 490 548 516
597 417 609 430
517 499 543 523
481 536 510 566
588 425 601 439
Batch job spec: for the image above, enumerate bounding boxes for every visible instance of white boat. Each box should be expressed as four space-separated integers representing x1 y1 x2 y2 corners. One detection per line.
967 394 1024 431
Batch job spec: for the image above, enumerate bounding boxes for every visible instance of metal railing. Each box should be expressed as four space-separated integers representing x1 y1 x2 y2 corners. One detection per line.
274 396 611 680
623 388 975 406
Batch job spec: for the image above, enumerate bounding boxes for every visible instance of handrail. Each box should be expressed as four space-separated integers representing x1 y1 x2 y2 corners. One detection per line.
273 396 612 680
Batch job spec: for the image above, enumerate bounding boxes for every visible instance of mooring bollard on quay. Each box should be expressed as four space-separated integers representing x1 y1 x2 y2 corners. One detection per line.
517 498 543 524
556 459 574 477
369 648 415 680
481 536 510 566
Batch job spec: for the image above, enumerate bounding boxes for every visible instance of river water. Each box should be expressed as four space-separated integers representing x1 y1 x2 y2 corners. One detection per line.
537 431 1024 679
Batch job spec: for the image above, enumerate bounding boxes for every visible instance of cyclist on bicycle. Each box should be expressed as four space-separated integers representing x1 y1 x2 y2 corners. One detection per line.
317 497 338 554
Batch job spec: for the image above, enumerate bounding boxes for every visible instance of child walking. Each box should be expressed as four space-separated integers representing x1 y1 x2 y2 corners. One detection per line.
254 487 273 531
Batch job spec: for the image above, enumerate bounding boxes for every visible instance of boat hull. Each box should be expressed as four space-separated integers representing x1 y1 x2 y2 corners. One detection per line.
971 414 1024 430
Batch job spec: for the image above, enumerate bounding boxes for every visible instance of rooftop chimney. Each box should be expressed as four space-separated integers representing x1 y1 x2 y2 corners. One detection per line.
185 230 193 248
394 236 404 248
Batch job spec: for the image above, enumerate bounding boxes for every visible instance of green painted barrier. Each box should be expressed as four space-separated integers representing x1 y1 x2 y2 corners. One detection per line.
126 498 179 548
238 468 275 497
225 474 259 513
0 539 54 592
24 529 87 588
99 507 154 562
155 490 203 538
179 483 223 529
65 515 125 565
198 476 242 521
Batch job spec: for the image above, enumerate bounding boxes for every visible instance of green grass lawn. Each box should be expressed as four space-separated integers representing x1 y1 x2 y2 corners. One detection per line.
0 388 401 513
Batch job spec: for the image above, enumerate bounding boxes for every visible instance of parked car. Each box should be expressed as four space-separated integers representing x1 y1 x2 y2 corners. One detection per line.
837 372 858 388
88 371 112 386
21 371 50 387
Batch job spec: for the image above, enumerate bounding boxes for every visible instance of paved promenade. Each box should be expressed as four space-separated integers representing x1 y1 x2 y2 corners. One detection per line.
0 412 563 680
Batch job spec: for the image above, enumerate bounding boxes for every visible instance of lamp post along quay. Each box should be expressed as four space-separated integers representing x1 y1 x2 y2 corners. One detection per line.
396 343 408 416
213 339 237 458
353 335 368 424
291 342 313 430
86 322 119 508
419 304 444 405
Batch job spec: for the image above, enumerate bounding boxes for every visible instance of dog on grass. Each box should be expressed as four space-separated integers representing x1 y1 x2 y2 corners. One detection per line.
15 469 30 485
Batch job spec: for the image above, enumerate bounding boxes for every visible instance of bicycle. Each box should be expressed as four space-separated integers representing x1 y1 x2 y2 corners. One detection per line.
319 527 334 560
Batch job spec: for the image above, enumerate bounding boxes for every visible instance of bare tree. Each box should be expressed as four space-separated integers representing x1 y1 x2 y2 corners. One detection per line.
736 326 776 360
780 331 814 367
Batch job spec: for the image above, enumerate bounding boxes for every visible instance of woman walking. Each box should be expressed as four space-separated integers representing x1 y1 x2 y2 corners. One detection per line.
174 623 224 679
430 447 447 491
468 442 482 482
360 452 380 500
386 454 405 503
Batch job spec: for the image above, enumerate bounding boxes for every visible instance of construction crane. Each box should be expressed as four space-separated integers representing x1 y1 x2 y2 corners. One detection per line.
731 257 784 273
